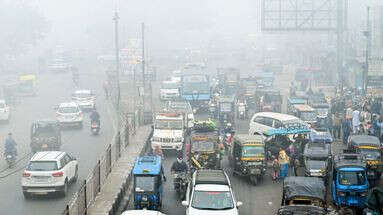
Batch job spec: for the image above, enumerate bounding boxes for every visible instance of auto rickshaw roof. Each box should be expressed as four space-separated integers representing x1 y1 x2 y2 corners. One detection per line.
195 170 229 186
277 205 327 215
349 135 380 148
283 176 326 202
333 151 366 170
304 143 330 159
234 134 264 145
133 156 162 175
288 98 307 105
309 130 333 144
19 74 36 81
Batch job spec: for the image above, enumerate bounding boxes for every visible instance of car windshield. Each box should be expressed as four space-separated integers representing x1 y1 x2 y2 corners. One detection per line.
27 161 58 171
155 120 183 129
191 191 234 210
74 92 91 98
242 145 264 157
135 176 156 192
339 171 366 186
161 82 178 89
59 106 78 113
359 148 381 160
301 111 317 122
306 159 327 170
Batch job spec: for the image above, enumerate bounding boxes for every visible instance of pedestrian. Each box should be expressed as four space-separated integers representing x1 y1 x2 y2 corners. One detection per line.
376 117 383 143
103 81 109 100
342 116 351 145
154 145 163 159
272 156 280 182
278 148 289 179
352 108 361 134
327 113 333 135
333 113 342 139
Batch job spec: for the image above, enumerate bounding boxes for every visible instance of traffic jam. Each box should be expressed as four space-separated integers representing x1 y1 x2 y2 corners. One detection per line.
125 64 383 215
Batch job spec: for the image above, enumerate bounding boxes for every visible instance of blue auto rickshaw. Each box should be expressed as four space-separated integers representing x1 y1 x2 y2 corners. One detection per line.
331 150 369 209
133 155 164 210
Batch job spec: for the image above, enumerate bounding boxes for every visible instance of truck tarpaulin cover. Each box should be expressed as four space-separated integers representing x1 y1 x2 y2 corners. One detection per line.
283 177 325 201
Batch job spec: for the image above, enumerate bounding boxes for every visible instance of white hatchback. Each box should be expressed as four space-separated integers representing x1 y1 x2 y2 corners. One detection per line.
21 151 78 198
71 90 96 111
56 102 83 127
0 100 10 122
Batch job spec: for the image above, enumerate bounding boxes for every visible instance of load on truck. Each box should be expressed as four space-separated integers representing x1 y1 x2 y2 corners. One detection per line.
151 112 185 151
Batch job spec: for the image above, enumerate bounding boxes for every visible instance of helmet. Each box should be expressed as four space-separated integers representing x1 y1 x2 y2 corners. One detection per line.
177 157 182 163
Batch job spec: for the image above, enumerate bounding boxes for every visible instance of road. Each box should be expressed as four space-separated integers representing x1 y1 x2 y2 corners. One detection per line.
0 69 114 215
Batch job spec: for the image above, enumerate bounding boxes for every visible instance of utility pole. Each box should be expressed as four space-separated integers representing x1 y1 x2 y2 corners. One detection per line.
113 11 121 129
337 0 344 95
364 6 371 94
141 22 145 112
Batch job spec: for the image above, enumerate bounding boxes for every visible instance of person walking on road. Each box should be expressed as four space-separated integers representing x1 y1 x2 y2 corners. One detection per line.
278 148 289 179
342 116 352 144
333 113 342 140
352 108 361 134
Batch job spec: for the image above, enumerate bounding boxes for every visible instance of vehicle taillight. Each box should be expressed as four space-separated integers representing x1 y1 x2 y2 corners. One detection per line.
52 171 64 177
23 172 31 177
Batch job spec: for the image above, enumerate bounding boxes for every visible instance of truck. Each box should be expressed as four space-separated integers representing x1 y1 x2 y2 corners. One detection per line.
167 100 194 134
181 64 211 112
151 112 185 151
216 67 240 97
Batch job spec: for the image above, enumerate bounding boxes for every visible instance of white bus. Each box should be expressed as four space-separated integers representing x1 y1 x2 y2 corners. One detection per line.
249 112 305 136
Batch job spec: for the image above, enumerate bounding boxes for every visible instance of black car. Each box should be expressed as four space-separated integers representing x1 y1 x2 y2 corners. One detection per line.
30 120 61 153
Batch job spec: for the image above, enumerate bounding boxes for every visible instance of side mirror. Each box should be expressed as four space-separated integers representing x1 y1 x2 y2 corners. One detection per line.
181 201 189 207
236 201 243 208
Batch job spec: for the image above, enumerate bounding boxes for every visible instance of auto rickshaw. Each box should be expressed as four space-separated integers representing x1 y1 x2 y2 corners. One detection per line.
133 155 164 210
348 135 383 182
281 177 327 209
303 142 332 184
217 95 235 125
18 74 37 96
331 150 369 209
229 134 266 185
188 122 221 170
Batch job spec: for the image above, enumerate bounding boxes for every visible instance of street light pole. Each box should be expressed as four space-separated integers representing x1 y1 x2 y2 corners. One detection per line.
364 6 371 94
141 22 145 112
113 11 121 129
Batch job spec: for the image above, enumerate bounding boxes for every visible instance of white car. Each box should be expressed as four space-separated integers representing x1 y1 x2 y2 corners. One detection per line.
56 102 83 127
0 100 10 122
182 170 242 215
21 151 78 198
71 90 96 111
121 210 166 215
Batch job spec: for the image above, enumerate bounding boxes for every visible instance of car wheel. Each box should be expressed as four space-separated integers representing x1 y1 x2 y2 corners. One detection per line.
60 180 68 197
23 192 31 199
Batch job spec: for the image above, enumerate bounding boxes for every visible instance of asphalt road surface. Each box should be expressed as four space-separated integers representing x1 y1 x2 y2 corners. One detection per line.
0 69 114 215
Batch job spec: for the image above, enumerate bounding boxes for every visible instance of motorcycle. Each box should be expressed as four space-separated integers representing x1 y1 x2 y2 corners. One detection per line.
5 153 16 168
91 120 100 135
172 171 188 200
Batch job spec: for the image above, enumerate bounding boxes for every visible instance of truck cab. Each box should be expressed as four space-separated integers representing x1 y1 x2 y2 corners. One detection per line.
151 112 184 151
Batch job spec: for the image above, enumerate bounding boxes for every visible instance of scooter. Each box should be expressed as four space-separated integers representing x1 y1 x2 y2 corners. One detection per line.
172 171 188 200
91 120 100 135
5 153 16 168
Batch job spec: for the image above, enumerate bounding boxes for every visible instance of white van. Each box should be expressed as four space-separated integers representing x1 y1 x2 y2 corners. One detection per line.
249 112 303 136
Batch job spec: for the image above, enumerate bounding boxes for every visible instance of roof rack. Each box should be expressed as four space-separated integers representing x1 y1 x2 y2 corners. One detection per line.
195 170 229 186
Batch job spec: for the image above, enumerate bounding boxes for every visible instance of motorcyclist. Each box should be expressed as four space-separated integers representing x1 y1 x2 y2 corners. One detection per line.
4 133 17 157
90 108 100 126
171 155 188 190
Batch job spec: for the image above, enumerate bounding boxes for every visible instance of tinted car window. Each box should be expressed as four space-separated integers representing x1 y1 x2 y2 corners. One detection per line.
28 161 58 171
263 117 273 127
254 116 265 124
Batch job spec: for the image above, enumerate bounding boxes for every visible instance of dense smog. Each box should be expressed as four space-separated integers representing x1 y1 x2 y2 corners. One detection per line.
0 0 382 215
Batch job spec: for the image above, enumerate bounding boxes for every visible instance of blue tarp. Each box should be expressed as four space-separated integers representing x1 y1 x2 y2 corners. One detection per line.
182 94 210 101
265 127 311 136
288 98 307 105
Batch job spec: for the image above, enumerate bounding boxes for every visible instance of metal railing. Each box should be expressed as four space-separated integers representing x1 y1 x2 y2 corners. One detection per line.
61 113 134 215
